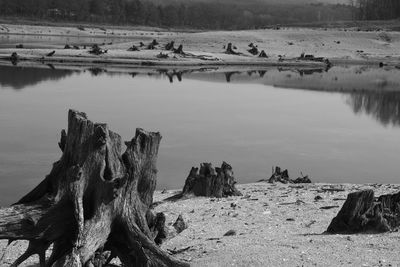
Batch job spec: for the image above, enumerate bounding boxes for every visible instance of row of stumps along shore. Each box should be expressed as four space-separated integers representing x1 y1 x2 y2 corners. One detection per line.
0 110 398 266
8 38 332 68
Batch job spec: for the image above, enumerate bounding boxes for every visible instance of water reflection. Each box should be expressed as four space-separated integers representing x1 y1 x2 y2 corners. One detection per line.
0 64 400 205
347 92 400 127
0 65 76 90
1 64 400 128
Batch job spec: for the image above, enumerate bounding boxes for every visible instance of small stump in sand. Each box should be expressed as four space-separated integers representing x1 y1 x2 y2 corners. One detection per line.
173 45 185 55
327 189 400 234
268 166 290 183
259 166 311 184
168 162 242 199
224 43 240 55
248 46 259 55
165 41 175 51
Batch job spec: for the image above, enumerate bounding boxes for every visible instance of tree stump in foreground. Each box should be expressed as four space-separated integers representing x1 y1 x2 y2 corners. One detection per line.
0 110 188 267
327 189 400 234
168 162 242 200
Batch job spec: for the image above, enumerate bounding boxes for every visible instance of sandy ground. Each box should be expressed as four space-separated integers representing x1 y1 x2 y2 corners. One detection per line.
0 23 400 67
1 182 400 266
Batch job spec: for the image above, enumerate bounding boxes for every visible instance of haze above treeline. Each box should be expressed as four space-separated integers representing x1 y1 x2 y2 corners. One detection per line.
0 0 398 29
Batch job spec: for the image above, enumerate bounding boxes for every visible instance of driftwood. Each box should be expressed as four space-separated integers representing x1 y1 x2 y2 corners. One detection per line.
327 189 400 234
298 53 332 67
292 173 312 184
0 110 188 267
89 44 107 55
168 162 242 200
46 50 56 57
156 52 169 59
128 45 139 51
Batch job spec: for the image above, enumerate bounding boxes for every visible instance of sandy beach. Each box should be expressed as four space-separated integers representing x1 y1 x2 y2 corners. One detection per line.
1 182 400 266
1 23 399 68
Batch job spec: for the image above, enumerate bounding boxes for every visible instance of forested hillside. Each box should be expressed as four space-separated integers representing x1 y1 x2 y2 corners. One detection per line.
0 0 354 29
354 0 400 20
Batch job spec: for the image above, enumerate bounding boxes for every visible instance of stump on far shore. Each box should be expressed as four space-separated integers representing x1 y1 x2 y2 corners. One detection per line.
168 162 242 200
327 189 400 234
224 43 240 55
0 110 188 267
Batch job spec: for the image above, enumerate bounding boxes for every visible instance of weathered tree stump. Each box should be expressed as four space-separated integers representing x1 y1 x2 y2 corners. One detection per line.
224 43 240 55
258 50 268 58
89 44 107 55
128 45 139 51
259 167 311 184
165 41 175 51
168 162 242 200
327 189 400 234
0 110 188 267
268 166 290 183
10 52 19 65
247 46 259 55
173 45 184 55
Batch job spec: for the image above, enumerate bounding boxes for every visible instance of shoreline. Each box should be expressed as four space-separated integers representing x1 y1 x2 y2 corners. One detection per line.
1 182 400 266
1 23 400 69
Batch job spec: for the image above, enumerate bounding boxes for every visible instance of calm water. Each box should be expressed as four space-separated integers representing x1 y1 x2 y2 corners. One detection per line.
0 64 400 206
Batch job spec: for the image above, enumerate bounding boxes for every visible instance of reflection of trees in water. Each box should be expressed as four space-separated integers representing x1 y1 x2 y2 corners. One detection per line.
0 65 75 90
346 92 400 127
87 68 107 76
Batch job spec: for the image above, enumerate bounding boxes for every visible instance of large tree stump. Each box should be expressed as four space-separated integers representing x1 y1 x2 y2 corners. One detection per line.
327 189 400 234
168 162 242 200
0 110 188 267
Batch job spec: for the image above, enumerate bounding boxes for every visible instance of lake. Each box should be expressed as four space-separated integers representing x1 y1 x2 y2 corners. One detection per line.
0 63 399 206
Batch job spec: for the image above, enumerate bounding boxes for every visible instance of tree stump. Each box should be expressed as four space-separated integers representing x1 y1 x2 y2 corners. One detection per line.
259 167 311 184
258 50 268 58
224 43 240 55
165 41 175 51
168 162 242 200
173 45 184 55
327 189 400 234
247 46 259 55
128 45 139 51
0 110 188 267
268 166 290 183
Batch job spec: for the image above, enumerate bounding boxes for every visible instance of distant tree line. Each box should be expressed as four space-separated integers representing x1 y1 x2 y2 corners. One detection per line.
0 0 354 29
352 0 400 20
